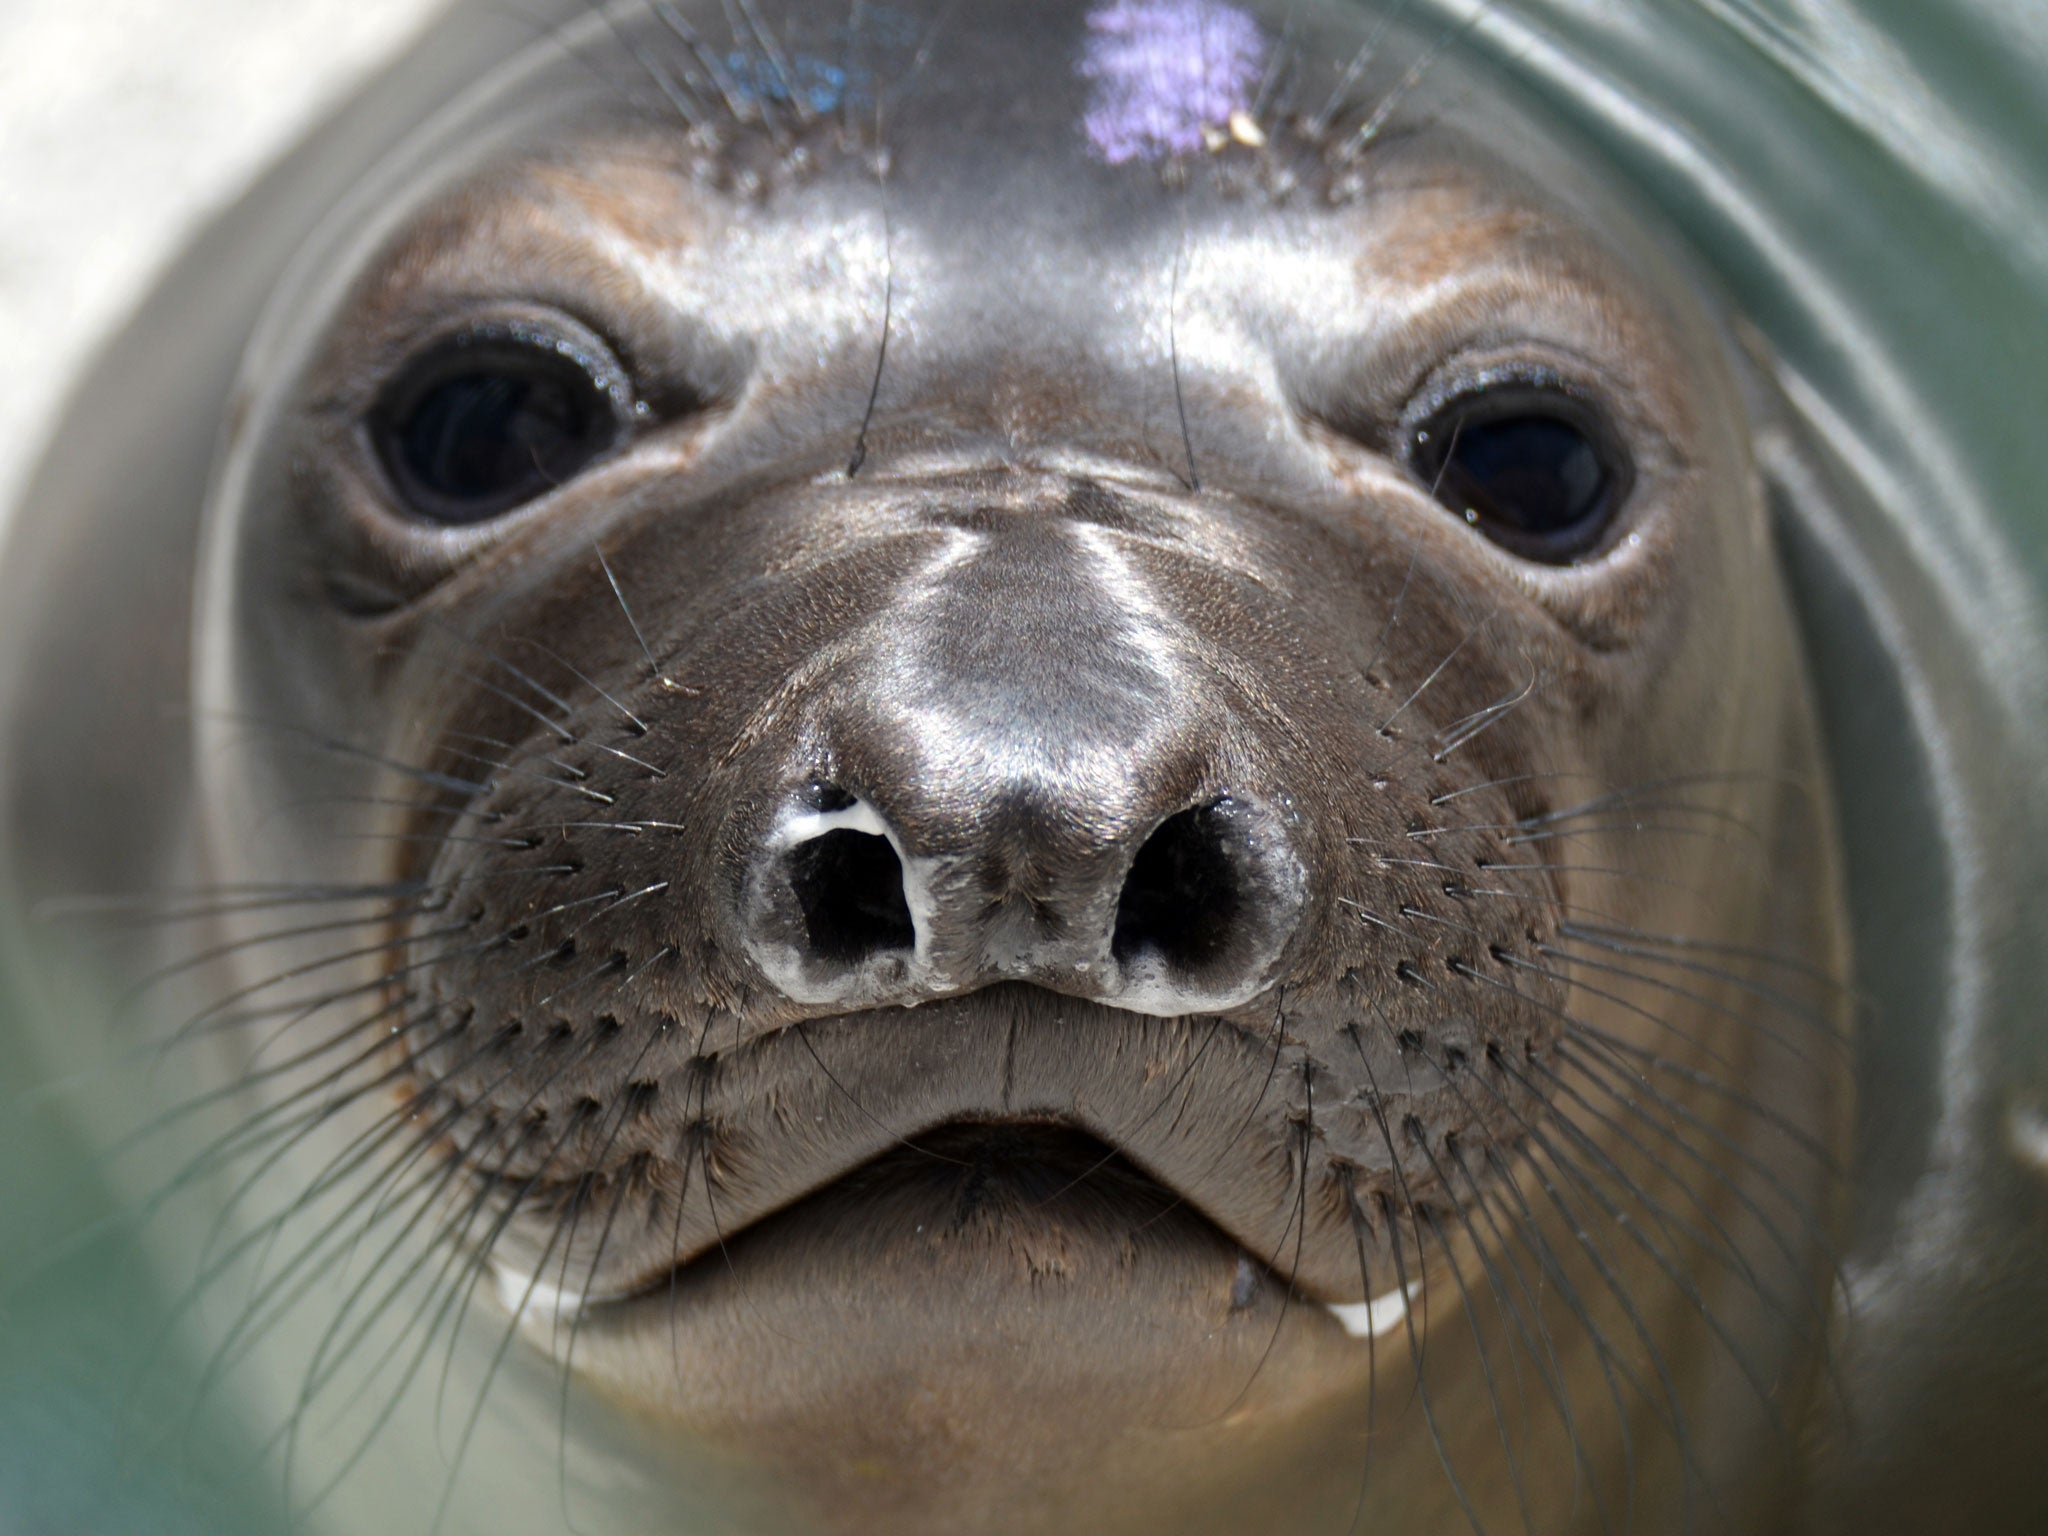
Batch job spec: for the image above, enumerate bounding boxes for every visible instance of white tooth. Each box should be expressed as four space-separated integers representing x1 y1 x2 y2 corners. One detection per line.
1326 1281 1422 1341
492 1263 585 1325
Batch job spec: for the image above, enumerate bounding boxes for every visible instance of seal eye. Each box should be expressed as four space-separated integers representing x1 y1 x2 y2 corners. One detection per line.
1412 387 1631 562
371 332 625 525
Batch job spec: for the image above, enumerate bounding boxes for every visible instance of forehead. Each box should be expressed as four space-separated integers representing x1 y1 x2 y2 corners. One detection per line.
348 0 1667 322
393 0 1630 240
600 0 1361 161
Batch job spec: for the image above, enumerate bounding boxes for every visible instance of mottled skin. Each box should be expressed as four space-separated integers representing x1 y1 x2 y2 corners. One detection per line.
0 1 1887 1533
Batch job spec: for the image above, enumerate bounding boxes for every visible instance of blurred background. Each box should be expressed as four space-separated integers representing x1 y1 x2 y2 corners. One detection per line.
0 13 445 1531
0 0 443 512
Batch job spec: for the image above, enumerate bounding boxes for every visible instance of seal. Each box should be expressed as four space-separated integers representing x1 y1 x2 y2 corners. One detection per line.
0 1 1862 1532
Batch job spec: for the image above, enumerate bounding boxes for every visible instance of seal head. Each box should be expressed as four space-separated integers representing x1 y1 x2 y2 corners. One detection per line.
16 1 1857 1531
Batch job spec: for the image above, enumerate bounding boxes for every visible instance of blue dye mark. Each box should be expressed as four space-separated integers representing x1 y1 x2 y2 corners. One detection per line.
1080 0 1267 164
688 6 926 122
722 50 851 116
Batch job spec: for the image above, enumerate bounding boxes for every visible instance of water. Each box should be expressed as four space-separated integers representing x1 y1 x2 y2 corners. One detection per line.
3 0 2043 1529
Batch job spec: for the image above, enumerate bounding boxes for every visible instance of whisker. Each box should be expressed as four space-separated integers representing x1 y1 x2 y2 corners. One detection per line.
1421 1200 1534 1533
1431 654 1543 762
594 544 685 693
1537 939 1848 1060
1379 608 1499 736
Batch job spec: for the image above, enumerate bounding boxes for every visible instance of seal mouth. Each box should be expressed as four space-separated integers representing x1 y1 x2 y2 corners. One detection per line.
508 1099 1395 1464
470 985 1347 1321
509 1117 1424 1348
513 1119 1271 1319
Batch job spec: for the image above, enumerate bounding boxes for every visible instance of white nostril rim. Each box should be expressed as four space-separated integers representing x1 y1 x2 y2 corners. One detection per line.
744 794 942 1005
745 788 1298 1013
767 797 939 962
1107 796 1303 1017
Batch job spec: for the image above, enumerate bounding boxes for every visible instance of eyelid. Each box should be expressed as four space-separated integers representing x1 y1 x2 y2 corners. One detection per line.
365 324 636 526
371 317 637 422
1406 380 1635 564
1403 359 1601 431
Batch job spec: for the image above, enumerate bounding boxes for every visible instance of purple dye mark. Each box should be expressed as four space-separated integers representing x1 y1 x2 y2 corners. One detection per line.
1080 0 1267 165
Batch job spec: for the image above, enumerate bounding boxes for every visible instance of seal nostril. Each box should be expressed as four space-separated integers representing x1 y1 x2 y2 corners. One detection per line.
786 828 915 964
802 779 858 813
1112 804 1243 975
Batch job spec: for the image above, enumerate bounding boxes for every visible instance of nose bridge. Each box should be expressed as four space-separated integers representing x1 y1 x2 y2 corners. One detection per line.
739 492 1304 1015
881 514 1193 829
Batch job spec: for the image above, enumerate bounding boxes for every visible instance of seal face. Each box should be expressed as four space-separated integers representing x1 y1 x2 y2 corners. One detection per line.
8 0 1853 1531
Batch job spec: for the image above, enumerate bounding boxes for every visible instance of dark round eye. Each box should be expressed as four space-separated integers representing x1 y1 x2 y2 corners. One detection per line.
370 330 626 525
1412 386 1631 562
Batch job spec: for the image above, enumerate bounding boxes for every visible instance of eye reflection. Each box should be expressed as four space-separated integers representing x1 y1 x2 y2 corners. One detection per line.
370 331 624 526
1413 385 1631 561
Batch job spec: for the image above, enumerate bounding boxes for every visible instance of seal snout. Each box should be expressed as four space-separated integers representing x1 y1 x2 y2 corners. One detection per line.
743 779 1303 1016
727 496 1305 1015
